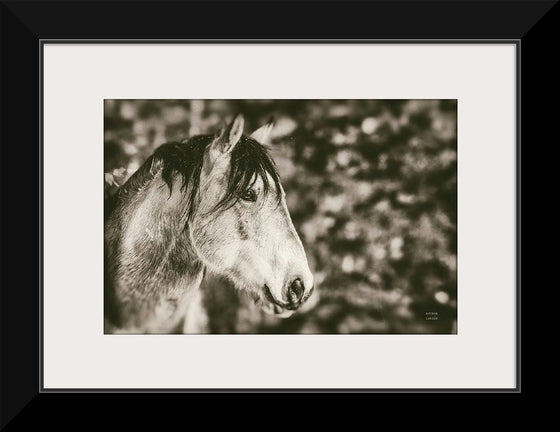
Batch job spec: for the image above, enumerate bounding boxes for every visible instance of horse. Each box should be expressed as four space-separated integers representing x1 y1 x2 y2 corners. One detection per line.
104 115 314 333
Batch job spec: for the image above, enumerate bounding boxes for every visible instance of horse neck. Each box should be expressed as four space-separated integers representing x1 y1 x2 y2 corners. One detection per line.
106 172 205 306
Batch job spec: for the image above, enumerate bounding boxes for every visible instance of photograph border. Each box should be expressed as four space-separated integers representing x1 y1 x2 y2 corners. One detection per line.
40 39 517 393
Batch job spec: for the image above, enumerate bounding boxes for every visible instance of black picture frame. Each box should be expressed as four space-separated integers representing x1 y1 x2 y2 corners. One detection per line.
1 0 554 426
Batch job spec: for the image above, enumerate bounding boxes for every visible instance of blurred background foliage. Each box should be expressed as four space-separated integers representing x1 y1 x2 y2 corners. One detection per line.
105 99 457 334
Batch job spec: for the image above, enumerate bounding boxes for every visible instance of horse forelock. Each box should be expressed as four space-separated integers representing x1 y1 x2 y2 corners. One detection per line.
216 135 283 212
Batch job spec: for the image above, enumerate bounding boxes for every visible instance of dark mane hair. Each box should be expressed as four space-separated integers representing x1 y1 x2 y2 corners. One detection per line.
112 134 282 224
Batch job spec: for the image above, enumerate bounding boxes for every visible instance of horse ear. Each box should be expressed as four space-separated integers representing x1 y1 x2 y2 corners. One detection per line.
250 121 274 145
213 114 245 154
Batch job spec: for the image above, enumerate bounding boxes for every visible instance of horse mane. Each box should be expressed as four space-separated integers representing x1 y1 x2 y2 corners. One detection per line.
111 134 282 224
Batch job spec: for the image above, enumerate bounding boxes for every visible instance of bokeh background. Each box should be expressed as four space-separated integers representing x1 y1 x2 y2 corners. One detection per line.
104 99 457 334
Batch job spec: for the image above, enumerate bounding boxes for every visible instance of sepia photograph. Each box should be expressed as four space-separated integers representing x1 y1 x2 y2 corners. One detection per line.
104 99 457 334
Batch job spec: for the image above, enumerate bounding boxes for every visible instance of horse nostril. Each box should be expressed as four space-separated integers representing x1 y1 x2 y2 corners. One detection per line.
287 278 305 304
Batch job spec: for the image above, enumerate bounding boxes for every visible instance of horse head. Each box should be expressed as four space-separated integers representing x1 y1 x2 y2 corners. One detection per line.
189 115 314 317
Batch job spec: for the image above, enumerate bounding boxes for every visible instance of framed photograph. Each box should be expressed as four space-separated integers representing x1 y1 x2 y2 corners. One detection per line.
1 0 550 423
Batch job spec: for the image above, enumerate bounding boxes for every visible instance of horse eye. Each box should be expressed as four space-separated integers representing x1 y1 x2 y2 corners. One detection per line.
241 189 257 202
